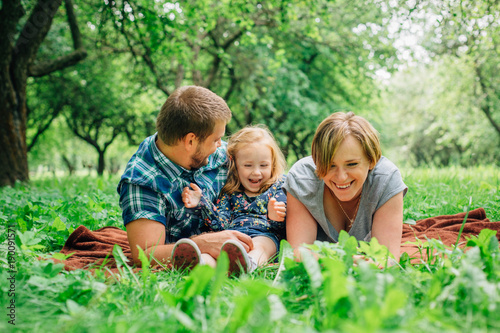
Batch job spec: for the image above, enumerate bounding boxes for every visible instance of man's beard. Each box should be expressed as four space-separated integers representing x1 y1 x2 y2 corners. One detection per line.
189 146 209 170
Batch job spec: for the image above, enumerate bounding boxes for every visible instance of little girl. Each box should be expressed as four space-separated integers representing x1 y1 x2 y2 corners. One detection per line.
172 125 287 275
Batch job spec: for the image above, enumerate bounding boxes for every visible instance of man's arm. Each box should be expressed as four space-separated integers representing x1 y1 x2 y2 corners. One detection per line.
126 218 171 265
126 218 254 265
191 229 254 259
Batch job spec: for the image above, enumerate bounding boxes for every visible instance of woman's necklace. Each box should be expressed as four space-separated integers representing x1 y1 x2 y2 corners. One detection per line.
332 190 361 229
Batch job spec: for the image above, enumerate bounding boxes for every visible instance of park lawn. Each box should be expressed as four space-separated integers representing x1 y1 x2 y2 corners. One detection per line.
0 166 499 332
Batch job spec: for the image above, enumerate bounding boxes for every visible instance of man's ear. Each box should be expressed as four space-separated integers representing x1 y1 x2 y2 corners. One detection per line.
182 133 198 152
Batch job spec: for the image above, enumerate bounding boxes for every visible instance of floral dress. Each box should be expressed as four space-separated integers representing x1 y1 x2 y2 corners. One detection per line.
198 175 287 242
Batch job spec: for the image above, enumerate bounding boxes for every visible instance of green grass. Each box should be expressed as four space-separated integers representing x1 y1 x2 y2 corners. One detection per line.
403 165 500 222
1 166 499 332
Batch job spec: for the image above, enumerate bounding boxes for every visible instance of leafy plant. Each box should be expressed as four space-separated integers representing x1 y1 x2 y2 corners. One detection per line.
0 169 499 332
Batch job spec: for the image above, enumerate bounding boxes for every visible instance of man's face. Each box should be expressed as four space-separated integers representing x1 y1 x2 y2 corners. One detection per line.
189 121 226 169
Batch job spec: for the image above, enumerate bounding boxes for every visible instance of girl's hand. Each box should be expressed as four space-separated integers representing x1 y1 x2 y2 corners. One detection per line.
268 197 286 221
182 183 202 208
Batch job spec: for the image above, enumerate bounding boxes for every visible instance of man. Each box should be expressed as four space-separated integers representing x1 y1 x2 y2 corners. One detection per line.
118 86 253 265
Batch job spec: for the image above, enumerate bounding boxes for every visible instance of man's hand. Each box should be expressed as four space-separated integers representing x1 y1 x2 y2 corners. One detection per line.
182 183 202 208
192 230 254 258
268 197 286 221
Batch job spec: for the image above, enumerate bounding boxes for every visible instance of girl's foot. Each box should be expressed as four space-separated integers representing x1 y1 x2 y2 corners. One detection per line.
221 240 257 276
171 238 204 271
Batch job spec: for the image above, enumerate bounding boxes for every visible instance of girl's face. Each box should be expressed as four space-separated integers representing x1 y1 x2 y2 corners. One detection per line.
234 142 273 196
322 135 373 202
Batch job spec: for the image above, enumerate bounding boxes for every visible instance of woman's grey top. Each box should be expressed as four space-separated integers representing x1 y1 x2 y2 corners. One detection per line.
283 156 408 242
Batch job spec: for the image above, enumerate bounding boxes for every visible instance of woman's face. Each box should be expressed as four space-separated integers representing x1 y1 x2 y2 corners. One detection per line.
322 135 373 202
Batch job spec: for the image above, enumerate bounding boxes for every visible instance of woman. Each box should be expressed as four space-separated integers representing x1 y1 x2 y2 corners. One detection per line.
284 112 407 260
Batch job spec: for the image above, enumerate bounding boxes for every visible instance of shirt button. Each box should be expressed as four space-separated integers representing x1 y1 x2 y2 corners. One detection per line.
186 214 190 217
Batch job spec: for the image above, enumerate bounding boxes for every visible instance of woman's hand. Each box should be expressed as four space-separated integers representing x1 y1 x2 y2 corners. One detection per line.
352 254 397 269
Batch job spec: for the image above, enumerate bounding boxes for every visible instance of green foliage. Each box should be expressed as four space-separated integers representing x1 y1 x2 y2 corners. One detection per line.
381 0 500 167
18 0 500 178
383 56 500 167
25 0 399 173
2 164 500 329
0 176 122 254
402 166 500 222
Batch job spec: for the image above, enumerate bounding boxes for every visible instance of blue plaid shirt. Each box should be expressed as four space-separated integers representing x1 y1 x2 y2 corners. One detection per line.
117 134 228 243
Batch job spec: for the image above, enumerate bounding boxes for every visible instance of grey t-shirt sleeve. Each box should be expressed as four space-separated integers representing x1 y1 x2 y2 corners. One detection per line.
283 156 321 204
378 168 407 209
363 157 408 213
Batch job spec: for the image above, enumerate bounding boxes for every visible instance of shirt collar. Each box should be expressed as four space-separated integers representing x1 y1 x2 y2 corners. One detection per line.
150 133 189 182
150 133 227 181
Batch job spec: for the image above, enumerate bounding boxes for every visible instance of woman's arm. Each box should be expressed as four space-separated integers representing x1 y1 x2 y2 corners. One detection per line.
371 191 404 259
286 192 318 259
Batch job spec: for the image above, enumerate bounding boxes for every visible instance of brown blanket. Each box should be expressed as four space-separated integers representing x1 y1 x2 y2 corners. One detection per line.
55 225 132 272
55 208 500 271
401 207 500 258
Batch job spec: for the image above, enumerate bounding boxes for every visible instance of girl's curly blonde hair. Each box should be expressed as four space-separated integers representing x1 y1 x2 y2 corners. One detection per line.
221 125 286 195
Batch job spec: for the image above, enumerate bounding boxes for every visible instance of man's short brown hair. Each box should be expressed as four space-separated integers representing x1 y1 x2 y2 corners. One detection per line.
156 86 232 145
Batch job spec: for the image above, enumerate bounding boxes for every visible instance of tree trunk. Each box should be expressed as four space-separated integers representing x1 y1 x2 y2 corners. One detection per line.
0 0 31 187
0 0 86 187
97 150 105 176
61 154 75 175
475 65 500 139
0 68 29 187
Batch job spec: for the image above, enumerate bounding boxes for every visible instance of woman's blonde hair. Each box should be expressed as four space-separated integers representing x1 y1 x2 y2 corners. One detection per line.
222 125 286 195
311 112 381 178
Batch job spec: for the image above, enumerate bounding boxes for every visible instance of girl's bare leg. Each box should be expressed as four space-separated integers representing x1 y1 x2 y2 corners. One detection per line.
248 236 277 266
201 253 217 268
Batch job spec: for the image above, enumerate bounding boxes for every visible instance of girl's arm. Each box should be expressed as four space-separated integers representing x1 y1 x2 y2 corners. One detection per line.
371 191 404 259
199 191 232 231
286 192 317 259
182 183 202 208
268 197 286 221
182 182 232 231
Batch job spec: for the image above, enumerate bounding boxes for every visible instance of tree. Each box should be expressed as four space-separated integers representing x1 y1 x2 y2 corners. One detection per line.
0 0 86 186
383 55 499 167
35 51 157 175
93 0 396 162
26 73 68 152
402 0 500 140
